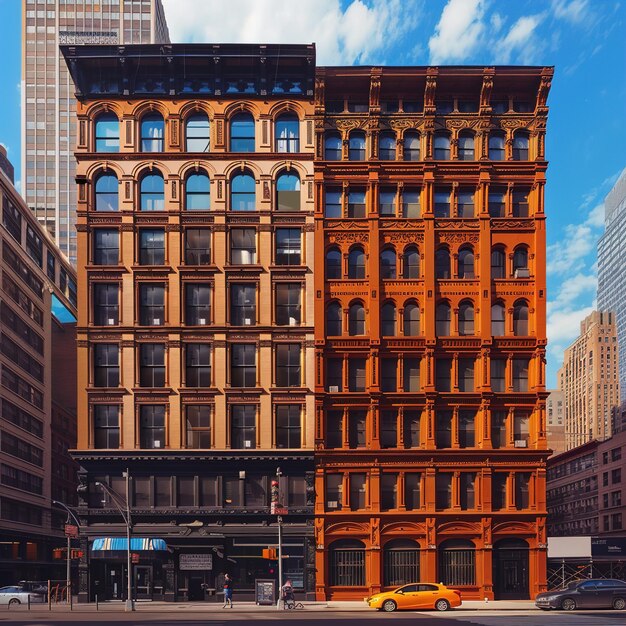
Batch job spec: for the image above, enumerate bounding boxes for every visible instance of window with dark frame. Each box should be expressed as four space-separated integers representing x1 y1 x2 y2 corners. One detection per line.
185 343 211 387
139 229 165 265
348 410 366 448
436 410 453 449
139 283 165 326
139 405 166 449
185 228 211 265
326 410 343 449
93 405 120 449
349 473 366 510
230 404 256 448
275 344 301 387
93 343 119 387
139 343 166 388
275 283 301 326
381 358 397 392
275 228 301 265
230 283 256 326
93 283 119 325
231 344 256 387
380 411 398 449
230 228 256 264
276 404 302 448
185 283 211 326
381 473 398 510
93 229 119 265
185 405 212 448
348 358 366 392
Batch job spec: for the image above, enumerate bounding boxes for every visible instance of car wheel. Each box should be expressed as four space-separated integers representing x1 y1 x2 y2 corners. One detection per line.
435 599 451 612
613 597 626 610
382 599 397 612
561 598 576 611
8 598 21 607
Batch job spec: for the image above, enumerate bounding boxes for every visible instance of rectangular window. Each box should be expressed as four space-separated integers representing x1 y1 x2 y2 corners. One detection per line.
2 197 22 242
326 410 343 449
458 358 475 392
231 344 256 387
275 228 301 265
326 358 343 392
492 473 507 510
200 476 218 507
0 431 43 466
379 188 396 216
47 252 56 281
348 410 366 448
381 473 398 510
185 228 211 265
403 411 420 448
347 189 366 218
515 473 530 510
245 476 266 507
275 344 301 387
177 477 196 507
139 283 165 326
325 187 342 218
435 359 452 392
489 188 506 217
185 405 211 448
94 229 119 265
349 473 366 510
512 358 530 392
132 477 151 508
0 464 43 495
401 188 421 218
185 344 211 387
405 473 421 510
459 410 475 448
514 412 530 444
403 358 420 392
139 405 166 449
230 228 256 264
93 343 119 387
434 188 450 218
93 405 120 449
0 398 43 439
230 283 256 326
436 473 452 510
276 404 302 448
0 302 43 354
491 410 507 448
93 283 119 325
25 226 43 268
1 367 43 409
348 358 366 392
381 358 397 392
0 332 43 382
185 284 211 326
2 272 43 327
457 190 474 218
436 411 453 448
3 242 43 298
139 229 165 265
230 404 256 449
287 476 307 507
460 473 476 510
326 474 343 511
275 283 301 325
154 476 171 508
512 189 529 217
611 468 621 483
139 343 166 387
491 359 506 392
380 411 398 449
223 476 242 507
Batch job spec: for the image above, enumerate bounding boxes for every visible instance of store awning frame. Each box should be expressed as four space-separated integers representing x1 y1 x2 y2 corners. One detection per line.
92 537 167 551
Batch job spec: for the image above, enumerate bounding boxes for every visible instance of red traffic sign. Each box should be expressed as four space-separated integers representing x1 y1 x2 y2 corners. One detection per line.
64 524 79 538
132 553 140 564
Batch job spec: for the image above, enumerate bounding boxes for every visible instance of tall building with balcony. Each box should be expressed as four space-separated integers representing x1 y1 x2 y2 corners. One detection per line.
64 43 317 602
0 149 77 585
598 168 626 401
313 66 552 600
557 311 620 450
22 0 170 264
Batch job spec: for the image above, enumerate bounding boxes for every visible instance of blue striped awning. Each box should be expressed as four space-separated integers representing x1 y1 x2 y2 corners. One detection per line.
92 537 167 551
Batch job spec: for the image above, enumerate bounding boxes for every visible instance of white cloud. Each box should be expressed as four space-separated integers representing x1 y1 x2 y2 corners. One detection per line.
161 0 420 65
551 0 589 23
494 14 544 64
428 0 486 64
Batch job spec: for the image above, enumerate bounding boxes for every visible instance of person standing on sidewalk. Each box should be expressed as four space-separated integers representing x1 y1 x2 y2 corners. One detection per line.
222 573 233 608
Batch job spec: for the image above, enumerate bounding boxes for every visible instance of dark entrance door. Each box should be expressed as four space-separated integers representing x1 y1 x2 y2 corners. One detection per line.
493 539 529 600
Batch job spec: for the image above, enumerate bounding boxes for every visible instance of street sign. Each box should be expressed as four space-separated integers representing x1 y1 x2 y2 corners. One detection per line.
179 553 213 570
131 553 140 564
64 524 79 538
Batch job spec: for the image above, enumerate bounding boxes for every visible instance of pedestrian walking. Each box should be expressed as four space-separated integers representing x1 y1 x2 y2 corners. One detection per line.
222 573 233 608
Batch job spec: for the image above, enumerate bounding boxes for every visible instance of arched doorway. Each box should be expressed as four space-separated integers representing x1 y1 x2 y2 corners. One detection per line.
383 539 420 587
328 539 365 588
438 539 476 586
493 538 529 599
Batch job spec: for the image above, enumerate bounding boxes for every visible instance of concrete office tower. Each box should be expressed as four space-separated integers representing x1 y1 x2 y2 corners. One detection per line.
557 311 620 450
546 389 566 455
598 168 626 401
21 0 169 265
0 151 77 584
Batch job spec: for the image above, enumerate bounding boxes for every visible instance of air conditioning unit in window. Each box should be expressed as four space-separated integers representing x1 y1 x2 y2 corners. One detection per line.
154 440 162 448
514 439 528 448
153 318 161 325
289 317 298 326
328 386 339 393
514 268 530 278
199 318 206 325
327 501 338 509
244 318 252 325
244 440 252 448
107 318 116 325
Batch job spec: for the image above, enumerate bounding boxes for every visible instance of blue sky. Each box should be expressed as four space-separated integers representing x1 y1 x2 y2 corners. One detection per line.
1 0 625 386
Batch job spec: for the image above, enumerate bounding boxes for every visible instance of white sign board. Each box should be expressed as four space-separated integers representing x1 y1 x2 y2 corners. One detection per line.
547 536 591 559
179 553 213 571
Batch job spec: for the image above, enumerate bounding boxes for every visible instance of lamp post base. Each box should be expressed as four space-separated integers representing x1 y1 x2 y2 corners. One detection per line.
125 600 135 611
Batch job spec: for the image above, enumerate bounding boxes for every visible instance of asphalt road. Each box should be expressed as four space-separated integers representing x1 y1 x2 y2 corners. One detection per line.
2 609 626 625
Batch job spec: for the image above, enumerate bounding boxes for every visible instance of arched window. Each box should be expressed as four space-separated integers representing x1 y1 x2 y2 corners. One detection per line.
383 539 420 586
230 112 255 152
434 132 451 160
380 249 396 279
458 131 474 160
275 114 299 152
185 113 210 152
435 248 450 279
348 302 366 336
381 302 397 336
513 247 528 274
348 131 366 161
491 302 505 336
513 300 529 336
489 131 505 160
95 113 119 152
185 171 210 210
140 113 164 152
230 172 255 211
513 132 529 160
436 302 451 336
324 131 342 160
491 247 506 279
403 131 420 161
348 248 365 279
458 247 475 279
95 172 118 211
438 540 476 586
276 172 300 211
140 172 164 211
403 246 420 279
458 300 475 336
326 247 342 279
326 302 342 336
403 302 420 336
379 131 396 160
329 539 365 587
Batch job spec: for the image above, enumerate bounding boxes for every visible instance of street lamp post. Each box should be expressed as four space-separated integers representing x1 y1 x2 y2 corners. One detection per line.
276 467 283 610
52 500 80 609
96 468 133 611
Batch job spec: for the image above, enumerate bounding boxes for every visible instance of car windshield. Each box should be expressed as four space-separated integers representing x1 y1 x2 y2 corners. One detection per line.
566 582 579 589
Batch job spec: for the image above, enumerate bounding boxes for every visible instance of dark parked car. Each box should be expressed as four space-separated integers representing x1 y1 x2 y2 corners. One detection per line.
535 579 626 611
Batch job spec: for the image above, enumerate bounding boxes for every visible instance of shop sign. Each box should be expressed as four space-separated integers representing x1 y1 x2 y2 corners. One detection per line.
180 553 213 570
591 537 626 557
255 579 276 605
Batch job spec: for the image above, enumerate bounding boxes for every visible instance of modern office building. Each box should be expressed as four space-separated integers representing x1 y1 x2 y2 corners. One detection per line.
21 0 170 264
313 65 553 600
0 150 77 585
64 43 316 602
598 168 626 401
546 389 565 456
557 311 620 450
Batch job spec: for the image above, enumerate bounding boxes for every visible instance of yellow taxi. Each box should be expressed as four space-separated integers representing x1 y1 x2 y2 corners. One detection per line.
366 582 462 612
